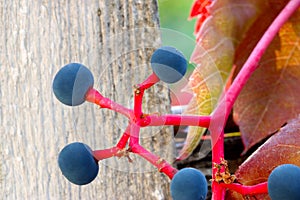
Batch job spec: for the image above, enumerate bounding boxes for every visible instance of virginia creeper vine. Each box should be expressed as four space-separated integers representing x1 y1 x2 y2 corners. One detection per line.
85 0 299 199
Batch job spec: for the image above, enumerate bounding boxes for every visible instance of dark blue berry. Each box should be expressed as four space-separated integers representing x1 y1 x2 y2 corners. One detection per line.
170 168 207 200
151 46 187 84
268 164 300 200
52 63 94 106
58 142 99 185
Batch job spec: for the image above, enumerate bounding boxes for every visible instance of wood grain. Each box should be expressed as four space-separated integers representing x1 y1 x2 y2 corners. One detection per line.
0 0 174 199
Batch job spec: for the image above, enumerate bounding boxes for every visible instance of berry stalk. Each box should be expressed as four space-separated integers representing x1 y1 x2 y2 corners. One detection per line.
137 73 160 90
85 88 133 119
130 143 178 179
93 147 120 160
116 127 131 149
133 87 145 119
93 126 131 160
133 73 160 119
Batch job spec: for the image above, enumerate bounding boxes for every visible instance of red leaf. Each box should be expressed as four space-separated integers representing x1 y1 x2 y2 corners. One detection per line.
225 115 300 199
233 7 300 153
189 0 212 19
181 0 269 160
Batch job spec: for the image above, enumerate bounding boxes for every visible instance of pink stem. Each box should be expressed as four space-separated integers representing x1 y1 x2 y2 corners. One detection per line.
116 126 131 149
134 89 144 119
133 73 159 118
129 123 141 147
93 126 131 161
93 147 119 161
140 114 211 128
130 143 178 179
137 73 160 90
85 88 133 119
210 1 300 199
211 130 225 199
219 182 268 195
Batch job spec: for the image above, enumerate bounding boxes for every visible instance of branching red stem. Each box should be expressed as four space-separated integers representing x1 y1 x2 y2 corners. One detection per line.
87 70 211 179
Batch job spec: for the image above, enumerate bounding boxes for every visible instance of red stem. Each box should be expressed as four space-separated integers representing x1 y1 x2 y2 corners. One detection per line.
137 73 160 90
139 114 211 128
133 73 159 118
129 123 141 147
130 143 178 179
211 130 225 199
130 73 179 179
93 147 119 161
210 1 300 199
219 182 268 196
93 126 131 161
116 126 131 149
85 88 133 119
134 89 144 119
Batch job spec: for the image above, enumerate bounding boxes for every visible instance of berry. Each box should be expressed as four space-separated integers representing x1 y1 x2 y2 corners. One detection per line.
268 164 300 200
52 63 94 106
58 142 99 185
170 168 207 200
150 46 187 84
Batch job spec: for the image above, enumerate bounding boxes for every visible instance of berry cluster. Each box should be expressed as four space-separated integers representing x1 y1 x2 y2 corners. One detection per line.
53 45 300 199
53 46 207 199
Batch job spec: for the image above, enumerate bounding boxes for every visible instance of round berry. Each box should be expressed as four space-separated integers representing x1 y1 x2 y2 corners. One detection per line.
170 168 207 200
151 46 187 84
52 63 94 106
58 142 99 185
268 164 300 200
